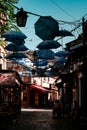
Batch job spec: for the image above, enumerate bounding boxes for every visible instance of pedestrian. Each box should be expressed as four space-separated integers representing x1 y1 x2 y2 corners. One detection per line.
52 100 61 118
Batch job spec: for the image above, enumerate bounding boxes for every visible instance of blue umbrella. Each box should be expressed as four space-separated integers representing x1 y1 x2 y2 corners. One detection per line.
5 43 29 52
5 53 28 60
55 50 70 57
18 44 29 51
5 43 19 52
1 31 27 44
56 57 67 63
35 16 59 40
37 49 55 59
57 30 73 37
34 60 48 66
0 56 2 59
37 40 61 50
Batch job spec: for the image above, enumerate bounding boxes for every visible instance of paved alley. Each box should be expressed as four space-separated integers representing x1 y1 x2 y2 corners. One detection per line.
0 109 80 130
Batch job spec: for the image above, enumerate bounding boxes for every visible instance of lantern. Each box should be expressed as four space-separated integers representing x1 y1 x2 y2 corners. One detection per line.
15 8 28 27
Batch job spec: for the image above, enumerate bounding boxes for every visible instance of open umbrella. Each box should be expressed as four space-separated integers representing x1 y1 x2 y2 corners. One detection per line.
34 60 48 66
5 53 28 60
36 40 61 50
5 43 19 52
57 30 73 37
0 55 2 59
37 49 55 59
55 50 70 57
35 16 59 40
1 31 27 44
5 43 29 52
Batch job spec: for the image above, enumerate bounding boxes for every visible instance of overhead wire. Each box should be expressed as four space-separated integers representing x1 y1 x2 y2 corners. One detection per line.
50 0 77 21
49 0 85 43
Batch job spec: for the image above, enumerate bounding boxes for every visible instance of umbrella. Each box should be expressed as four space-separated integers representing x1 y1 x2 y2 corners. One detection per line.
5 43 29 52
57 30 73 37
5 53 28 60
56 57 67 63
0 55 2 58
51 61 64 70
1 30 27 44
18 44 29 51
35 16 59 40
44 70 59 76
37 49 55 59
55 50 70 57
36 40 61 50
34 60 48 66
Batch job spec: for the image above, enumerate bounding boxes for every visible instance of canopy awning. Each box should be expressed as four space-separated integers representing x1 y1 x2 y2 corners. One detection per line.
0 70 23 86
30 84 50 93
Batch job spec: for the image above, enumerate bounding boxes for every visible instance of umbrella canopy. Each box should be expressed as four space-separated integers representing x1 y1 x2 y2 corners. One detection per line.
1 31 27 44
34 60 48 66
5 53 27 60
36 40 61 50
55 50 70 57
5 43 29 52
37 49 55 59
55 57 67 63
0 55 2 58
57 30 73 37
35 16 59 40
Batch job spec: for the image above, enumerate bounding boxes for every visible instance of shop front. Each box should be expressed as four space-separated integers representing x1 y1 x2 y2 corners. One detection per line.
21 83 50 108
0 70 23 118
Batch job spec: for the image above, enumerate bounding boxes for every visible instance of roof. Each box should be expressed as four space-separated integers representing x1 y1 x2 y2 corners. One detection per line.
0 70 23 86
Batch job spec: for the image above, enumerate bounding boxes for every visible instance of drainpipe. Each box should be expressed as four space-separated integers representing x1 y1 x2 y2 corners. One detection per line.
78 72 83 108
82 17 85 45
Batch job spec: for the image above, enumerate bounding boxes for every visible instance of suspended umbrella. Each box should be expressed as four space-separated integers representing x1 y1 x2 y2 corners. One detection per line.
51 62 64 71
34 60 48 66
16 61 31 71
57 30 73 37
18 44 29 51
56 57 67 63
0 55 2 59
44 70 59 76
5 43 19 52
35 16 59 40
48 57 67 72
55 50 70 57
5 43 29 52
5 53 28 60
36 40 61 50
1 30 27 44
37 49 55 59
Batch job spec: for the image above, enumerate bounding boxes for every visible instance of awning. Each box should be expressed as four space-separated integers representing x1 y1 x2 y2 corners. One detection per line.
0 70 23 86
0 73 16 86
30 84 50 93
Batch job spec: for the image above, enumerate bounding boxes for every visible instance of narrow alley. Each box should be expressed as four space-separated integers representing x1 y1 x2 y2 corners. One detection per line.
0 109 80 130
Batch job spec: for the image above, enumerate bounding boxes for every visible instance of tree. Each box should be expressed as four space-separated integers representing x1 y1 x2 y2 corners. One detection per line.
0 0 20 45
0 0 20 34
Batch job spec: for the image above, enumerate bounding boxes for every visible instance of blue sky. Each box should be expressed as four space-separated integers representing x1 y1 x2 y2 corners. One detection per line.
16 0 87 51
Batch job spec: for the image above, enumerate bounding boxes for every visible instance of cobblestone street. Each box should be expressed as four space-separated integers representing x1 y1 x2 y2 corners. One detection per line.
0 108 80 130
